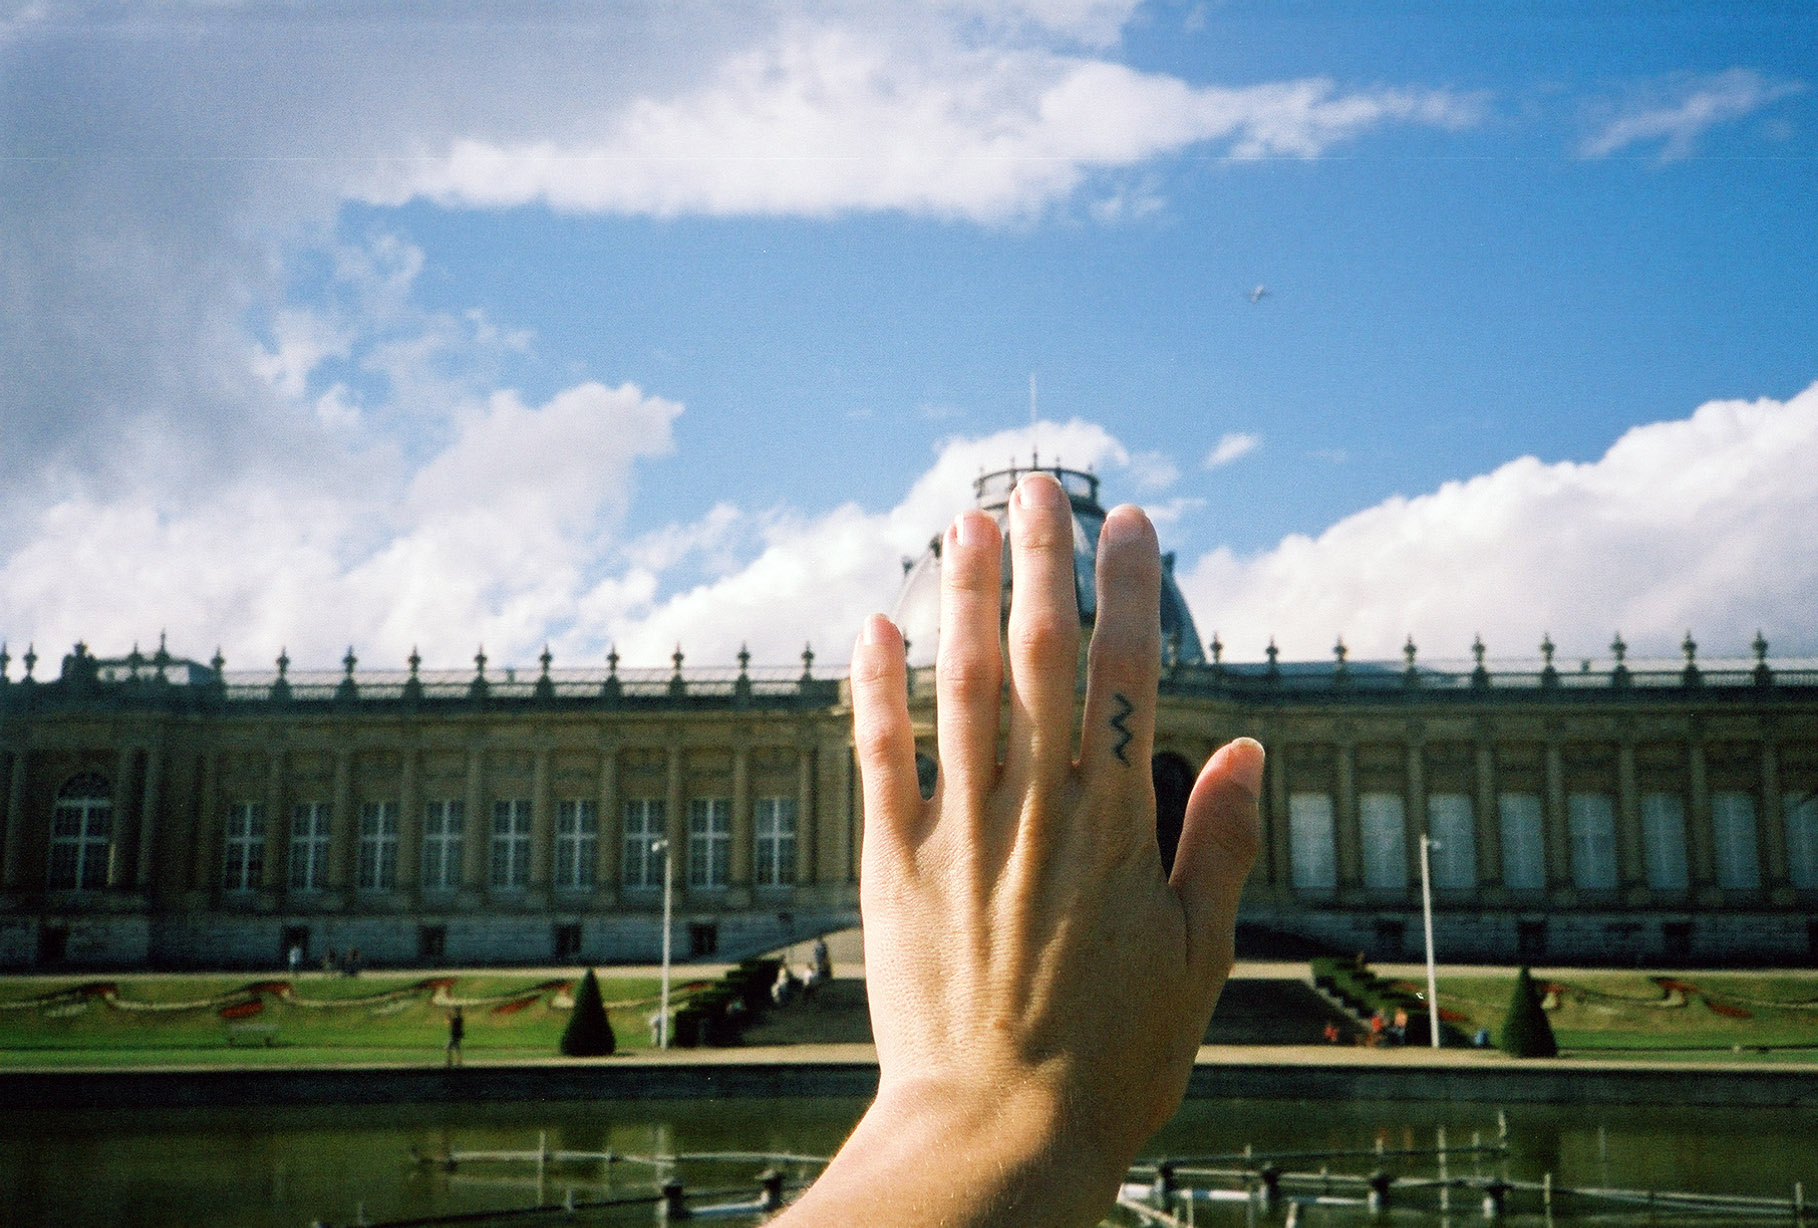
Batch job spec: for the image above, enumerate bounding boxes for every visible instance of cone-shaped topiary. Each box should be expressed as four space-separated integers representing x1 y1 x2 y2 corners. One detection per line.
1497 965 1558 1058
560 968 617 1057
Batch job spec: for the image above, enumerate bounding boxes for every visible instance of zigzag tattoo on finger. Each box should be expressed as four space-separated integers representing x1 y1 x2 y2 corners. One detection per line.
1110 693 1136 765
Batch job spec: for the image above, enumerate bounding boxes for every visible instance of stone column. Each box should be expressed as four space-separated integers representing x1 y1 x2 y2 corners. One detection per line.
816 735 852 890
1266 734 1292 896
328 748 355 895
1759 737 1791 901
396 746 421 897
1 747 26 889
665 741 686 887
462 747 488 891
1543 738 1570 891
133 746 164 893
596 745 620 895
109 745 138 888
1333 740 1361 891
1686 737 1714 889
1473 738 1502 888
1616 738 1645 896
528 745 553 892
261 749 286 891
730 742 753 888
191 752 220 895
1404 736 1428 888
795 743 816 887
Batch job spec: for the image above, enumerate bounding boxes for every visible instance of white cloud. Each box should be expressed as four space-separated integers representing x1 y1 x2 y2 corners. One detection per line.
1581 68 1806 162
382 31 1483 221
1180 383 1818 663
1203 431 1260 468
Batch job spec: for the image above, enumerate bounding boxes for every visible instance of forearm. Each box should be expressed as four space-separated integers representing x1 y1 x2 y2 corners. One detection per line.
776 1073 1132 1228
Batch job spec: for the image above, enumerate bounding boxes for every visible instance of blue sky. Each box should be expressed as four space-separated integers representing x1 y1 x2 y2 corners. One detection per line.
2 0 1814 675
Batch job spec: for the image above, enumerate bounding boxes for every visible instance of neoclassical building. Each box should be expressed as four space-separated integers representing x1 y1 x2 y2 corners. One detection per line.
2 463 1815 969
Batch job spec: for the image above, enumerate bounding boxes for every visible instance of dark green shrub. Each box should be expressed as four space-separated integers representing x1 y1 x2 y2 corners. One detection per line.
1497 966 1558 1058
559 969 617 1057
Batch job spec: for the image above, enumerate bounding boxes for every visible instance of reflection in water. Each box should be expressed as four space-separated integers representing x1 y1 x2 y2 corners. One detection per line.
0 1096 1812 1227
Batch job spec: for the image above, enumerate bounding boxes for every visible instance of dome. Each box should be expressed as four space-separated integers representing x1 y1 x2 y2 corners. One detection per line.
890 461 1206 668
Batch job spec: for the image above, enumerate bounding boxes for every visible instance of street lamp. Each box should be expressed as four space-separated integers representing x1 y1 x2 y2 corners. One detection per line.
1419 833 1440 1049
652 837 673 1048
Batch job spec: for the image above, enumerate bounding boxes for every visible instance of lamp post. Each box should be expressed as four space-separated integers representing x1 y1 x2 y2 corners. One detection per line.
653 837 673 1048
1420 833 1441 1049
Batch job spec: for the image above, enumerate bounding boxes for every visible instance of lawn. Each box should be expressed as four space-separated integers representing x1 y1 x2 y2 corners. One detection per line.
1432 970 1818 1056
0 971 699 1067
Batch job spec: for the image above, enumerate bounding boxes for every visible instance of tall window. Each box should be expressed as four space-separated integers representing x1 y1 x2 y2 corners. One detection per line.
1359 792 1407 891
1497 792 1546 890
1568 792 1619 890
356 802 399 891
1287 792 1336 891
490 799 531 889
289 802 331 892
554 799 598 890
688 797 731 888
1640 792 1690 891
755 796 797 887
1712 791 1761 891
622 798 665 888
1785 792 1818 890
222 802 266 892
1426 793 1477 889
48 774 112 891
422 799 464 891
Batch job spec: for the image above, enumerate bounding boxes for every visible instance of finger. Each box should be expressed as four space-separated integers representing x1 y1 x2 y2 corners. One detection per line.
850 614 926 856
1170 737 1264 988
1002 473 1083 788
935 509 1005 803
1080 505 1161 784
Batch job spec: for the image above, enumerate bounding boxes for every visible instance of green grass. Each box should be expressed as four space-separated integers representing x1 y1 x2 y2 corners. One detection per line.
1431 971 1818 1057
0 972 702 1067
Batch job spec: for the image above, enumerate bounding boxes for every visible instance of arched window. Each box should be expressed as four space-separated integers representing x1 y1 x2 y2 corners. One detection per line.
49 773 112 890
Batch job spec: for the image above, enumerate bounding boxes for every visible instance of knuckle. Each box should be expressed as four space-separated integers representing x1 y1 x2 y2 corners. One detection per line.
1008 613 1077 662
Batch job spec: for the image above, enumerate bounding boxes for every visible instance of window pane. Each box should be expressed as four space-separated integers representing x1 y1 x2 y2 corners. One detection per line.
1427 793 1477 889
1359 792 1407 890
1786 793 1818 890
1640 792 1689 890
1498 793 1545 890
1288 793 1336 890
1712 791 1761 891
1568 792 1618 890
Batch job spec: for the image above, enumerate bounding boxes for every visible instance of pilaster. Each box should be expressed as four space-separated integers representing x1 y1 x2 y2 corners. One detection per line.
730 740 753 888
261 749 285 891
1472 736 1502 890
1 746 25 889
1333 737 1361 892
596 745 620 896
795 742 816 887
528 745 553 894
396 745 421 898
1616 736 1646 899
461 746 487 892
109 745 137 889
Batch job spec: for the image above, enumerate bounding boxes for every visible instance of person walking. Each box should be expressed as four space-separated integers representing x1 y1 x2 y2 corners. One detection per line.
445 1005 465 1067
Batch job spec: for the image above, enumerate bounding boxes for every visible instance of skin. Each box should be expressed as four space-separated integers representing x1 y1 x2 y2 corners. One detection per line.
775 472 1264 1228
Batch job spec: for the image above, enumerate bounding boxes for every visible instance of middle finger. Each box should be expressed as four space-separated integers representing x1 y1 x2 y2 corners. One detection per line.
1002 472 1083 791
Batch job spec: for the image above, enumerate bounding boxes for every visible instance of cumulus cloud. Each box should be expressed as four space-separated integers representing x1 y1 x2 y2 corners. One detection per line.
1180 383 1818 664
1203 431 1260 468
1581 68 1806 162
385 35 1481 221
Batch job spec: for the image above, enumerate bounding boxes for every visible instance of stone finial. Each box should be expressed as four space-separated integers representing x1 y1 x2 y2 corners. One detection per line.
474 646 488 679
336 646 360 703
1610 632 1627 664
276 648 290 679
801 643 815 681
1472 635 1486 669
1682 631 1697 665
342 646 358 679
23 644 37 680
1403 636 1417 670
1610 632 1630 688
1265 637 1279 680
1539 633 1558 687
671 644 685 677
606 645 620 677
0 642 9 680
737 644 751 677
1753 630 1772 687
1209 632 1223 665
408 647 421 678
128 642 145 678
1471 635 1490 689
1753 630 1769 664
211 647 225 675
539 644 553 676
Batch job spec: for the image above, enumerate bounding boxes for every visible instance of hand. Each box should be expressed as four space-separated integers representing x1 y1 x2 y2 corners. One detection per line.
778 473 1262 1228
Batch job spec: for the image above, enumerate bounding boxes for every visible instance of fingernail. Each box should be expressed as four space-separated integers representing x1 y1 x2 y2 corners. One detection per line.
1102 504 1151 545
860 614 894 646
1014 473 1065 509
954 509 993 548
1222 737 1266 799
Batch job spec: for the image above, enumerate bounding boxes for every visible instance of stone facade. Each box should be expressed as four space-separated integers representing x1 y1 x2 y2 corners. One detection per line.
3 466 1815 971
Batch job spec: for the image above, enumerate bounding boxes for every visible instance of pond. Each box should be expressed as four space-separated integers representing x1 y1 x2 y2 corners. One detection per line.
1 1095 1813 1227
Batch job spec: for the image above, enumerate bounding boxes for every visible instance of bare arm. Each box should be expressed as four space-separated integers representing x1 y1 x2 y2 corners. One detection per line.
776 473 1263 1228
